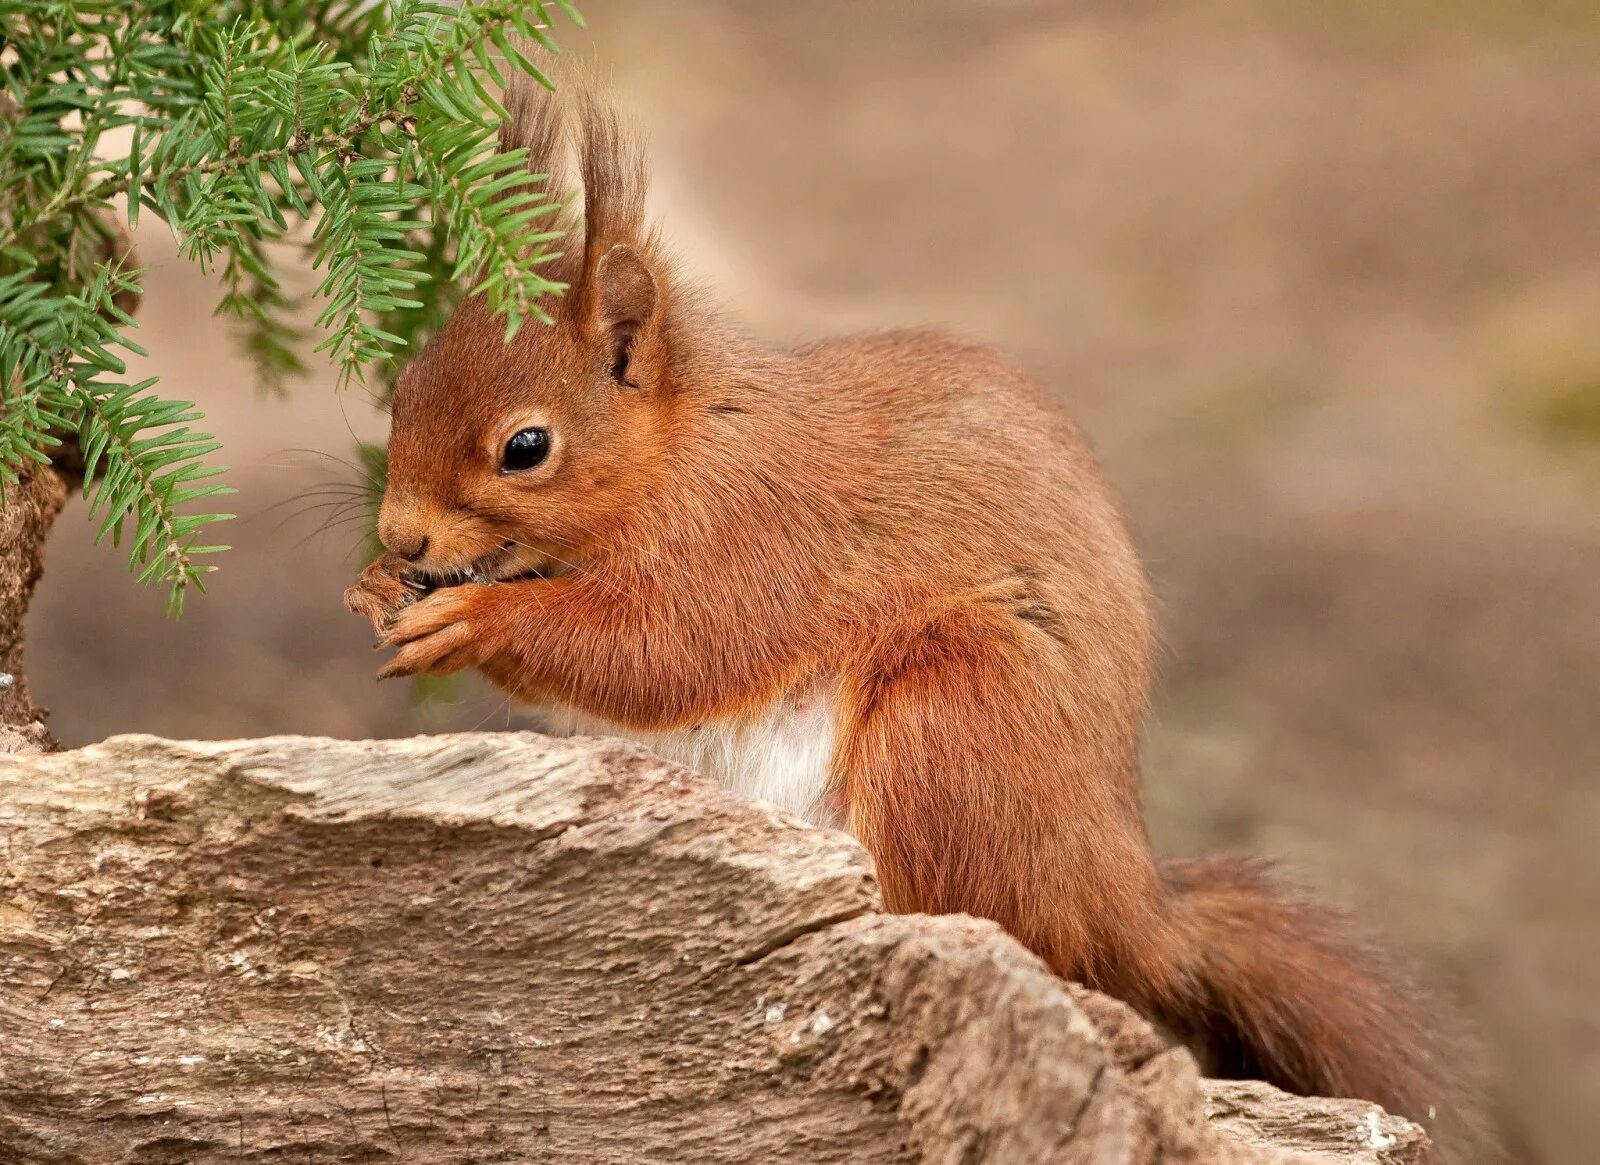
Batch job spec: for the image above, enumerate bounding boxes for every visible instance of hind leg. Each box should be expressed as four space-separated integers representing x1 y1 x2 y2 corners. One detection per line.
834 596 1180 1006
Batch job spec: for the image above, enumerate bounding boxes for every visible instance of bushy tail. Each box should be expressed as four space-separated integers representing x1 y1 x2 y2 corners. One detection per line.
1155 856 1488 1162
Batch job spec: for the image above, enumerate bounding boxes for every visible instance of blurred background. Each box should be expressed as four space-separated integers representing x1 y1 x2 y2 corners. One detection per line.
26 2 1599 1159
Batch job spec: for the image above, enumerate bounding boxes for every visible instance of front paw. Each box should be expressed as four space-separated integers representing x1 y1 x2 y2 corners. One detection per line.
377 585 498 680
344 553 421 635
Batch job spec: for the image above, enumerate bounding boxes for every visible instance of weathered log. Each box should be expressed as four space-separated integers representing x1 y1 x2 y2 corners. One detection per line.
0 732 1427 1163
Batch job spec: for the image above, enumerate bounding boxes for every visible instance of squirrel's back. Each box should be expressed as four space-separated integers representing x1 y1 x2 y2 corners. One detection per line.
778 329 1153 669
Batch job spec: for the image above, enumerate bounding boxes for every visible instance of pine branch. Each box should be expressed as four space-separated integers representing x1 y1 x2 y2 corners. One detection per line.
0 0 584 610
0 262 234 613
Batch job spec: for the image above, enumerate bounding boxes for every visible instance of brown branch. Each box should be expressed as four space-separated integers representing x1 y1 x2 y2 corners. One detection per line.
0 462 67 753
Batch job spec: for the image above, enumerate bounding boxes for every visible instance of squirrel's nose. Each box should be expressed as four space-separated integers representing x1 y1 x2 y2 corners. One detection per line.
395 535 430 562
378 515 430 562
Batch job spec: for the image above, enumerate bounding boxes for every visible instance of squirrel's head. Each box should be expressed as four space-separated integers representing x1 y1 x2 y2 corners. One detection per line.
377 83 674 584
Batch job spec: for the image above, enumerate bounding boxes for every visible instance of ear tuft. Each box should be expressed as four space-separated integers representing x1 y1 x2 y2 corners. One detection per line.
498 71 567 182
494 67 581 285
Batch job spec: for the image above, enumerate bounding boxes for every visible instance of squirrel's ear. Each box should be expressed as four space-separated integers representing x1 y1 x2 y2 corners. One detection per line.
593 243 661 390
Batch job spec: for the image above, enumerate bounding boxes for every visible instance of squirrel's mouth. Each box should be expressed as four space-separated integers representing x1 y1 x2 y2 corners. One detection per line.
406 542 562 591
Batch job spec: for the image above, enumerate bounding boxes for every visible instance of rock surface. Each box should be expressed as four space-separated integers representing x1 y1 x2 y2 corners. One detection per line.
0 733 1428 1163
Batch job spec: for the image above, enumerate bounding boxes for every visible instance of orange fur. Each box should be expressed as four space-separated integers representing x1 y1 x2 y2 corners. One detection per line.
348 78 1483 1160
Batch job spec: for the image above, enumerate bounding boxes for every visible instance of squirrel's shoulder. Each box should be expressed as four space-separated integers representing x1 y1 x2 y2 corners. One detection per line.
788 327 1021 376
779 327 1069 438
780 327 1047 416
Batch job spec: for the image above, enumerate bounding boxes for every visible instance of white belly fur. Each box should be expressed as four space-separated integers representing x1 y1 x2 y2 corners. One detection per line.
539 682 842 828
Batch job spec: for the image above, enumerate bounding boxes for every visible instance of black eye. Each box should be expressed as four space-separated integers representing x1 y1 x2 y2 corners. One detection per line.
501 427 550 472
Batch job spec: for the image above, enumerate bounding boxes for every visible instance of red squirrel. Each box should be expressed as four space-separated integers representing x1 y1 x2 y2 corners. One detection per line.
345 81 1476 1157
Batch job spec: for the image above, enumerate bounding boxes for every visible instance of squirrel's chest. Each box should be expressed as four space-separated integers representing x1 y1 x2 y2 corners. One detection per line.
539 683 843 828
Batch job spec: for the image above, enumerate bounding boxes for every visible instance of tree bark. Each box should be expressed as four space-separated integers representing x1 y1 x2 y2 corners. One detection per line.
0 731 1430 1164
0 462 66 754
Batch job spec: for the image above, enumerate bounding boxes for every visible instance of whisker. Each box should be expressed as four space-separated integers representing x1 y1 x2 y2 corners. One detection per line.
288 511 377 552
300 510 375 536
259 496 369 530
468 693 516 733
263 495 370 518
270 504 371 537
250 482 373 521
275 446 373 476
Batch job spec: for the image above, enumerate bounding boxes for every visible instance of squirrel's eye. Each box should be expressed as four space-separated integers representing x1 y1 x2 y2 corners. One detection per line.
501 427 551 473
